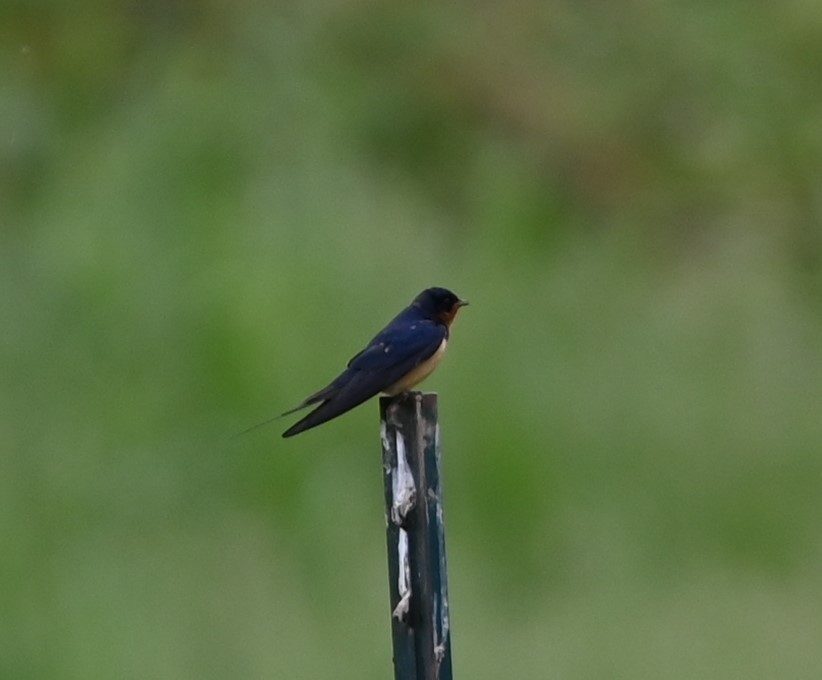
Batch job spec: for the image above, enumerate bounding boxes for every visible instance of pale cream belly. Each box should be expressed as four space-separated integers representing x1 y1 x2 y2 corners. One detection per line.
383 338 448 396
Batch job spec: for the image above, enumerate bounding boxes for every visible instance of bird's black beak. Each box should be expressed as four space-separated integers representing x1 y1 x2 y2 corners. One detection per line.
456 299 469 308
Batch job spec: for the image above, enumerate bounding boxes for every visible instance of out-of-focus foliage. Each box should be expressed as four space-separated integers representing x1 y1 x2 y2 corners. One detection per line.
3 1 822 678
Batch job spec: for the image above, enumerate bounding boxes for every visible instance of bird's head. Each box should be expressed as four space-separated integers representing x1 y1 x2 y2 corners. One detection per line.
413 287 469 326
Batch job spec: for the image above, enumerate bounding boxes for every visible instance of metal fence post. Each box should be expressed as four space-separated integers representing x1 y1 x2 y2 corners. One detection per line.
380 392 453 680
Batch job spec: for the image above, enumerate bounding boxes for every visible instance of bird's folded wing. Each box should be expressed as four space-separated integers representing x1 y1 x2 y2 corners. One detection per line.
347 321 445 374
281 322 446 437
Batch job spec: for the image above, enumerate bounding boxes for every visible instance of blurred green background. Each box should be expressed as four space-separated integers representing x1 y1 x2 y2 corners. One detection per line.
3 1 822 678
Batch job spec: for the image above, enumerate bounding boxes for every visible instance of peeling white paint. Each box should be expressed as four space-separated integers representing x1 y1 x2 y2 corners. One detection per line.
432 518 450 665
391 431 415 525
392 528 411 621
434 642 447 667
380 422 391 455
432 420 450 670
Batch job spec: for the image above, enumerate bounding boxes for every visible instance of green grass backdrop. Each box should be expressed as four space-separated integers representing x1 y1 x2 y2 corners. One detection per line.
3 2 822 678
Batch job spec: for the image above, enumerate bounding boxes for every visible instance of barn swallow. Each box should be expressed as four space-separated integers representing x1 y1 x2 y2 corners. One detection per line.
279 287 468 438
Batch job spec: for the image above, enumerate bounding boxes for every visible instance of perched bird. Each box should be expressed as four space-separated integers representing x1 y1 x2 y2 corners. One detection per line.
281 287 468 438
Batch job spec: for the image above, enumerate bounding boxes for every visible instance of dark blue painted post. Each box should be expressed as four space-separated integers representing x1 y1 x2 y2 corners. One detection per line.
380 392 453 680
